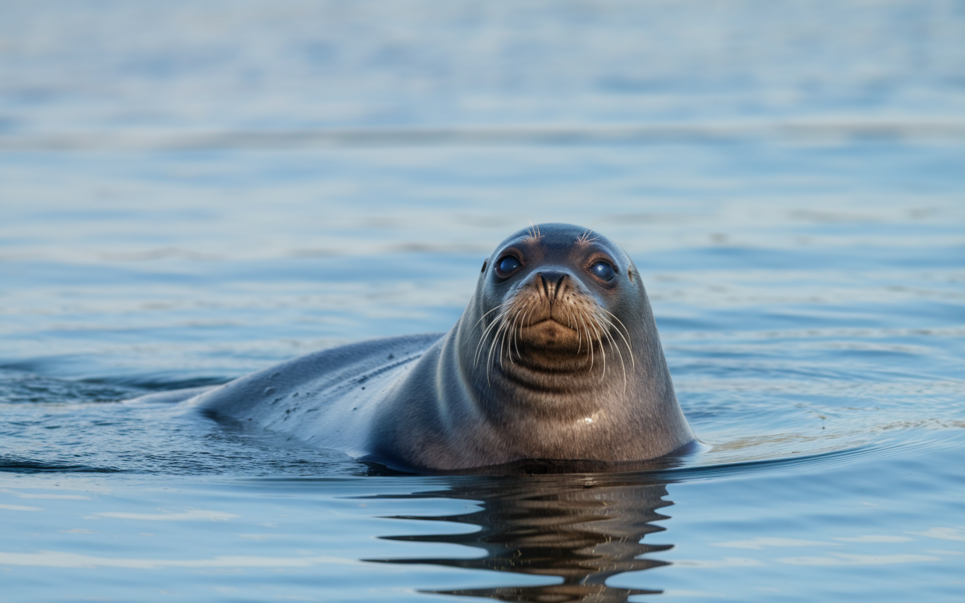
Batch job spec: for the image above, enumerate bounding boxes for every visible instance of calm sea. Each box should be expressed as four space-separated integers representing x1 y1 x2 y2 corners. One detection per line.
1 1 964 601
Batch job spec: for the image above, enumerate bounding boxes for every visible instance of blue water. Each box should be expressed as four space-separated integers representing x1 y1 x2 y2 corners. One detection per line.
2 1 964 601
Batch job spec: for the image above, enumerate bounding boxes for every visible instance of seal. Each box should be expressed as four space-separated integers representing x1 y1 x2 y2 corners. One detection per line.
187 223 694 471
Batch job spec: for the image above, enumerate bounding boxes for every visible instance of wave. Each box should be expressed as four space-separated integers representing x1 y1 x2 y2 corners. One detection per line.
3 118 965 151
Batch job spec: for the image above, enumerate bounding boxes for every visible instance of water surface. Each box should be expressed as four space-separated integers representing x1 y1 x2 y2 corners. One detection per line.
2 2 964 601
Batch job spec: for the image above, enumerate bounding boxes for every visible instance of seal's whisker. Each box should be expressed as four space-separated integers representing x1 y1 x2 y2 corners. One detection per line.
491 304 518 375
474 304 504 346
599 308 636 372
595 311 632 394
579 312 596 372
506 304 523 363
505 306 524 367
577 220 603 244
593 321 607 382
599 319 628 394
491 314 512 373
574 311 591 371
474 301 513 367
571 302 588 355
477 314 504 373
513 304 532 361
471 303 504 331
601 328 626 385
509 309 520 363
576 228 599 244
574 314 582 355
601 308 633 354
474 312 503 367
485 319 503 383
524 220 542 243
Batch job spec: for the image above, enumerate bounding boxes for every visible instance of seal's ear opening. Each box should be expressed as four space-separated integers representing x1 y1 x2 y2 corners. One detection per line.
481 260 488 273
628 268 634 282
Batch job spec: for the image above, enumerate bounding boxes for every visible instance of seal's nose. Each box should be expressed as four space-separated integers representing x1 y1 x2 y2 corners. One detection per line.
536 270 569 302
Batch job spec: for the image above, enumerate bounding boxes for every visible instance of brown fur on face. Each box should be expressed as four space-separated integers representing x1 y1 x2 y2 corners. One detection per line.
472 226 639 394
476 269 635 394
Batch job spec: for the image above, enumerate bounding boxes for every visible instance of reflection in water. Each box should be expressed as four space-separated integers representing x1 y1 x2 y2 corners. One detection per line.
368 470 674 602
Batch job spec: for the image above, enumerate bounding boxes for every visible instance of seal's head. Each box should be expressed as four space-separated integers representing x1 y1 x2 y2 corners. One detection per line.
475 223 639 379
452 223 693 463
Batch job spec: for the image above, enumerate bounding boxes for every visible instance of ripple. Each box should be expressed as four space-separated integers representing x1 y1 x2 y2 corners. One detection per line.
4 119 965 152
0 457 122 474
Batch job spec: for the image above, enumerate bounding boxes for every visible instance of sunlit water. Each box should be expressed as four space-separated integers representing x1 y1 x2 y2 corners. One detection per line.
2 2 965 602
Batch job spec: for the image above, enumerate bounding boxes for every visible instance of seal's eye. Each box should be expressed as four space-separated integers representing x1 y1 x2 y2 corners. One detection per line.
590 261 616 281
496 255 522 277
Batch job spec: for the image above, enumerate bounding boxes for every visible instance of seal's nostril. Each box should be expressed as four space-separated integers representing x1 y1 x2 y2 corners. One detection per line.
536 271 569 301
538 272 550 298
553 274 566 301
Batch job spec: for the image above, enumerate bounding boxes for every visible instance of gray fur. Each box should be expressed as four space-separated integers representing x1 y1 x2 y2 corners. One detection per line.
185 224 694 471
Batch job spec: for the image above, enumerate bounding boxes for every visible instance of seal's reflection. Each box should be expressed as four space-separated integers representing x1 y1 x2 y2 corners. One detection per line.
367 468 674 602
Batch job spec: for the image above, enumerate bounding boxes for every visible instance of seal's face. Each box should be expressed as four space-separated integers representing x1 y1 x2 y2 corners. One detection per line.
399 221 692 467
474 223 639 385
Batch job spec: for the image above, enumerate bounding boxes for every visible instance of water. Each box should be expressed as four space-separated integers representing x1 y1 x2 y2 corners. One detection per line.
2 1 964 601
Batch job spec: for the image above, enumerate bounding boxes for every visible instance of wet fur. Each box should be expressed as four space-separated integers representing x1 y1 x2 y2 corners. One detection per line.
186 224 694 472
